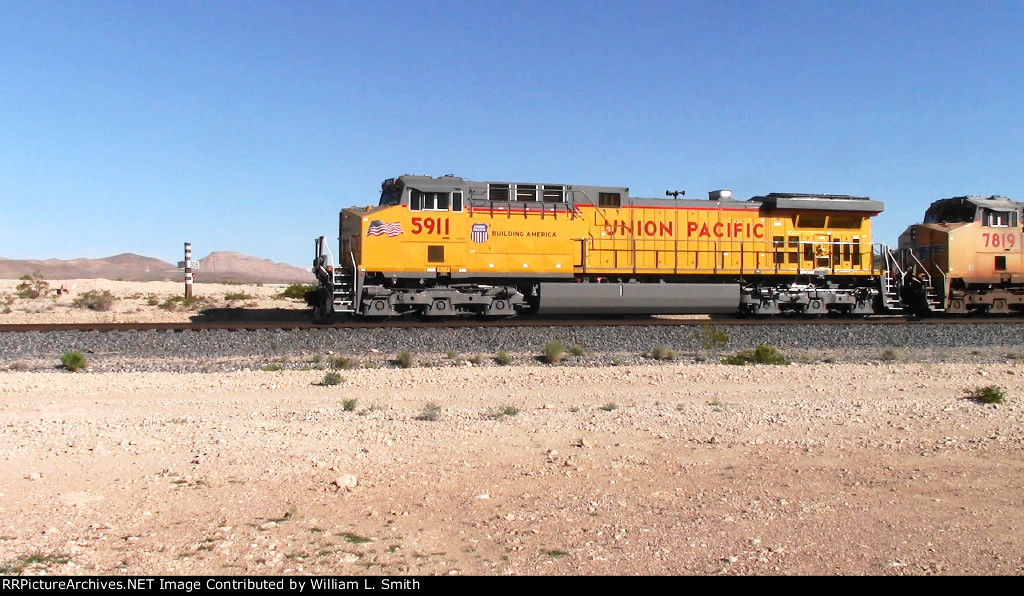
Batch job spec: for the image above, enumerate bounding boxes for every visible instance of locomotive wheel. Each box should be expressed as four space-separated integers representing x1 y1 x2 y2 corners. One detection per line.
312 288 334 324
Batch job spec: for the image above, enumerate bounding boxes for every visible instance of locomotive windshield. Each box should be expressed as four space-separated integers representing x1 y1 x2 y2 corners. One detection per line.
923 200 976 224
379 190 402 206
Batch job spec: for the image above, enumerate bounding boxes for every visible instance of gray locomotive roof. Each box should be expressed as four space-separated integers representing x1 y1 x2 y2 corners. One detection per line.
752 192 884 213
387 175 475 194
387 175 883 212
631 196 761 210
390 174 629 203
943 195 1022 211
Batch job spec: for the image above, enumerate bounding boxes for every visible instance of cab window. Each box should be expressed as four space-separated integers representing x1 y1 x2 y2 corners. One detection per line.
409 190 450 211
983 209 1017 227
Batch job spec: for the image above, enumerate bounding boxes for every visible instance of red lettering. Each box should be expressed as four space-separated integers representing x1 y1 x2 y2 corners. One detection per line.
699 223 710 237
687 222 698 236
660 222 673 236
713 222 723 237
644 221 656 236
753 223 764 238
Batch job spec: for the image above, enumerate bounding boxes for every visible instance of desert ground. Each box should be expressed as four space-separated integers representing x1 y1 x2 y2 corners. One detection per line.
1 281 1023 575
0 278 307 324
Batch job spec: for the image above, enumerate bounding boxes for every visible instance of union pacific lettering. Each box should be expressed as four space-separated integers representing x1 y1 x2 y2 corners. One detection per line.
604 220 674 236
604 219 765 239
688 221 765 239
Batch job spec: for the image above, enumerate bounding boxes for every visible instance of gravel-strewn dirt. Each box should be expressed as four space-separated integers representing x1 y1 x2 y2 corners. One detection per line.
1 362 1023 576
0 279 305 325
2 281 1024 576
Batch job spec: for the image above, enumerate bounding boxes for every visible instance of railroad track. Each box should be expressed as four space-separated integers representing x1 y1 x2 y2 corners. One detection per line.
3 314 1022 333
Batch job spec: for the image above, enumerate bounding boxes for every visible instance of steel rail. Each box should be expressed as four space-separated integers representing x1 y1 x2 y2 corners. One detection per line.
3 314 1024 333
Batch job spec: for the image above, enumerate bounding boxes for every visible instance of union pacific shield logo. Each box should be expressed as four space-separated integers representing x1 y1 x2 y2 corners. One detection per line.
366 220 403 237
471 223 488 243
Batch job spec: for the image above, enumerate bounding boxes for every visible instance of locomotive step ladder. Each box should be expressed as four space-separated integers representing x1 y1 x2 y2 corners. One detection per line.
330 251 360 314
314 237 357 314
331 268 356 313
877 245 945 313
923 282 944 312
877 245 905 312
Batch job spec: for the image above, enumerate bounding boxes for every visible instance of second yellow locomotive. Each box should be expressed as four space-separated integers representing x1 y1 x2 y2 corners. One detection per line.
898 195 1024 314
311 174 887 318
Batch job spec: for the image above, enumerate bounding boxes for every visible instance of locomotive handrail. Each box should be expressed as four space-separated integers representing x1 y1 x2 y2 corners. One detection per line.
315 235 335 277
349 251 359 297
581 237 872 277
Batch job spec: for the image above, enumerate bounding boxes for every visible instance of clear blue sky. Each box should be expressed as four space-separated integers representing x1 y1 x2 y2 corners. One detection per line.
2 0 1021 268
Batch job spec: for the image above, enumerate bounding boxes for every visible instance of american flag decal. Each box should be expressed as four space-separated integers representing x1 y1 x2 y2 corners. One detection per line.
366 220 403 237
471 223 488 243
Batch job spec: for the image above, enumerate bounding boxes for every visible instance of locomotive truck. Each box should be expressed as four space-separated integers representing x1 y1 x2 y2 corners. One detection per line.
308 174 955 320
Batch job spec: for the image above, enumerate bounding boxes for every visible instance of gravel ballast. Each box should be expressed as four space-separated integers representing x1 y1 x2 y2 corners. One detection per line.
4 321 1024 372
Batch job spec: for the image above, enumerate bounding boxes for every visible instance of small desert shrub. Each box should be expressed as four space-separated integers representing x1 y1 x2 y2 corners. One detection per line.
321 372 343 386
446 349 459 360
280 284 315 300
699 323 730 351
1 552 71 574
495 350 513 366
15 272 50 299
160 296 208 311
600 402 618 412
491 405 520 420
416 403 442 421
969 385 1005 404
571 345 586 357
342 399 358 412
331 356 358 370
723 344 790 366
880 348 899 361
261 364 283 371
61 351 88 372
395 350 415 369
649 345 677 360
224 292 254 302
72 290 116 312
468 353 484 365
543 340 566 364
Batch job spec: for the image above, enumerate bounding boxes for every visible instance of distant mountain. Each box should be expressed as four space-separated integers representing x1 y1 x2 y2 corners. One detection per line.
0 252 314 284
196 251 313 284
0 253 180 281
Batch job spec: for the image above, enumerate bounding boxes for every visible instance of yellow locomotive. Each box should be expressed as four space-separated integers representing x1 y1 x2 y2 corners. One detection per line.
311 174 890 319
898 195 1024 314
